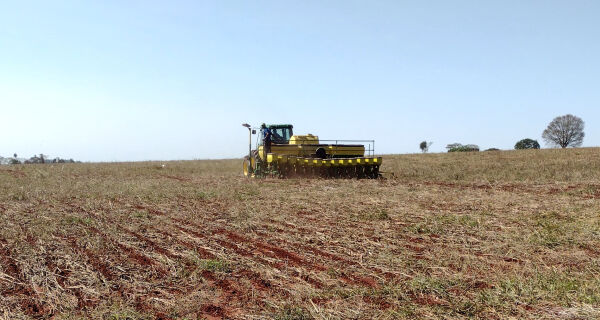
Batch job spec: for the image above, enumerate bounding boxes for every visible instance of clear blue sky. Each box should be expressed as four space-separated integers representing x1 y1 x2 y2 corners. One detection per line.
1 1 599 161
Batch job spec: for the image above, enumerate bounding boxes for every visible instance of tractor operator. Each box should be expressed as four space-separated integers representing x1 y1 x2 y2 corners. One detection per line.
261 123 272 157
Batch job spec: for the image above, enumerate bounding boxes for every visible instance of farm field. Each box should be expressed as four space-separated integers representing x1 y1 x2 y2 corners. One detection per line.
1 148 600 319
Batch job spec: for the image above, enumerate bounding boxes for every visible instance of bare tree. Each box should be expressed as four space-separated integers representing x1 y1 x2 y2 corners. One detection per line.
542 114 585 148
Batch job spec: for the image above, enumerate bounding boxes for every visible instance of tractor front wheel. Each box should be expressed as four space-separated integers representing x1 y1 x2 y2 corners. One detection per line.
242 156 253 177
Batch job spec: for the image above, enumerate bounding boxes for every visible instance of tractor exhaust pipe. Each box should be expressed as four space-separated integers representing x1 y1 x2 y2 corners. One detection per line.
242 123 252 159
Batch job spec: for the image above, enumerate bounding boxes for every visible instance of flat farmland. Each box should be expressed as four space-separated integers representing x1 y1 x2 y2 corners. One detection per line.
1 148 599 319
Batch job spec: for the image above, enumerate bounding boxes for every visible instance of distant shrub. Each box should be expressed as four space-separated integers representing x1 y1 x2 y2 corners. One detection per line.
419 141 433 153
448 144 479 152
22 154 77 164
446 143 462 151
485 148 500 151
51 158 75 163
515 138 540 150
25 155 44 164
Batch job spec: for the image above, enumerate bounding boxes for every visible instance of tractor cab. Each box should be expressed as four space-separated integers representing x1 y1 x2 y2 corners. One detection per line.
258 124 294 145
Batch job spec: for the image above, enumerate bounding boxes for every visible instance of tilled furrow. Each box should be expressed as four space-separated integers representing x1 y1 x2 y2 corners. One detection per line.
254 230 399 282
0 237 52 318
171 220 325 289
86 225 168 277
170 208 382 289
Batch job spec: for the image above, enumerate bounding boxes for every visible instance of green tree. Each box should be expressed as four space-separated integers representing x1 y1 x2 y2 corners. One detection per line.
514 138 540 150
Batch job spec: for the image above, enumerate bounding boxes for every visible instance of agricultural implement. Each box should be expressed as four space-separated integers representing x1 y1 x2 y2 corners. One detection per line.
241 123 382 179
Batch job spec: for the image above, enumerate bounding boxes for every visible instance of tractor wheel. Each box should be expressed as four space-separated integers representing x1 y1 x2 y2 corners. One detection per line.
315 147 327 159
372 165 380 179
242 156 253 177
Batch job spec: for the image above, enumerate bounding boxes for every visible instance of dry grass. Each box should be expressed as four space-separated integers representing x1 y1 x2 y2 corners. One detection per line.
385 147 600 183
0 148 599 319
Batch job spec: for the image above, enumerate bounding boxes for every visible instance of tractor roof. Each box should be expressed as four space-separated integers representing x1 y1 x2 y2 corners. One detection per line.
267 124 293 129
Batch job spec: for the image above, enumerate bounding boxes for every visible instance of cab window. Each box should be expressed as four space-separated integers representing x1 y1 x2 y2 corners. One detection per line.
271 128 292 143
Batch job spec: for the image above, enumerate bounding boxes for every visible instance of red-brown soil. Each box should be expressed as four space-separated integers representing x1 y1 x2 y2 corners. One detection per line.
2 151 600 318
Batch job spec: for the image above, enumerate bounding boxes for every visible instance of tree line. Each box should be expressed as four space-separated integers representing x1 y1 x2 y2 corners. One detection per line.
0 153 78 165
420 114 586 153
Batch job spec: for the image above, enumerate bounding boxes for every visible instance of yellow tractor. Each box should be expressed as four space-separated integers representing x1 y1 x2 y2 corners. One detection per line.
241 123 382 178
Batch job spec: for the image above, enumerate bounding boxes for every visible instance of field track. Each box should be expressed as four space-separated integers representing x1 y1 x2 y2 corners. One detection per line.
1 148 599 319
